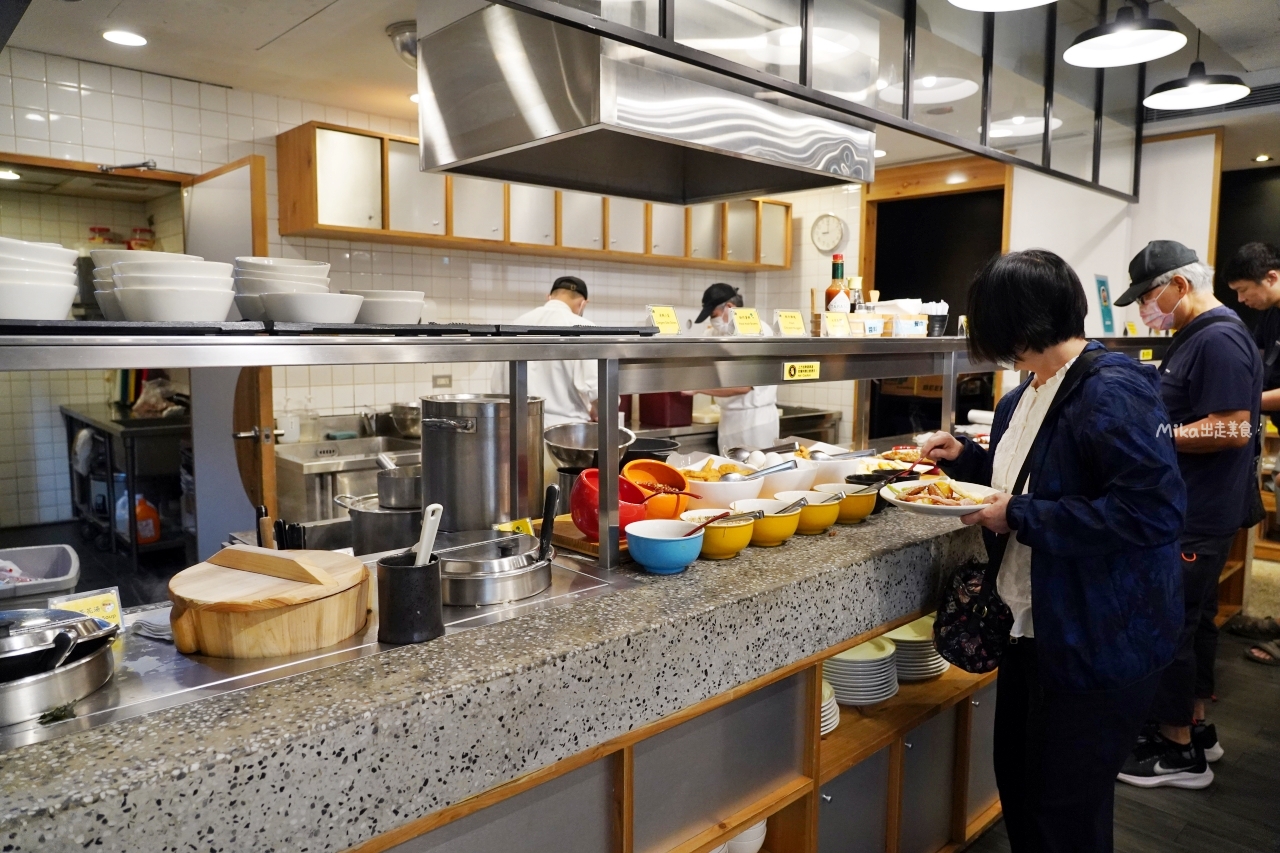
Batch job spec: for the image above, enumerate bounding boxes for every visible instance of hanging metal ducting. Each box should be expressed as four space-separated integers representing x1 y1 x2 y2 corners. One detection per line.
415 4 875 204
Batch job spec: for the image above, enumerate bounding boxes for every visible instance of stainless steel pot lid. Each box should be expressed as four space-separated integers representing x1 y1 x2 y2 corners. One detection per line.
334 494 422 515
435 533 552 577
0 609 117 660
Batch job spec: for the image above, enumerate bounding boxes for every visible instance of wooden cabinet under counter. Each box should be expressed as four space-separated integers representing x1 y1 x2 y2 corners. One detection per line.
276 121 793 272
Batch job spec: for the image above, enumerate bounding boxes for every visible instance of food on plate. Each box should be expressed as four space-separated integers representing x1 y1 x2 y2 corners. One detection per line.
893 481 986 507
878 446 922 463
636 481 686 495
861 459 913 472
684 458 754 482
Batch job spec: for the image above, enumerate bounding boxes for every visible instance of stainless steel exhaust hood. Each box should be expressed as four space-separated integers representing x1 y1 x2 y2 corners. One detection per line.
416 5 875 204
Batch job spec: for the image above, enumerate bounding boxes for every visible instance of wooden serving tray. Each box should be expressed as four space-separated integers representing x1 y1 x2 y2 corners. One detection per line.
531 515 629 559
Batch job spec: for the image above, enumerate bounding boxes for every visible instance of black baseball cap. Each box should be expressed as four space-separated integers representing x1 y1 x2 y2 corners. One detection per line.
696 282 740 323
551 275 588 299
1114 240 1199 306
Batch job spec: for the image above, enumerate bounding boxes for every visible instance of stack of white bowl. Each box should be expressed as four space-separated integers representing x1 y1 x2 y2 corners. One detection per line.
885 614 950 681
0 236 80 320
232 257 363 324
339 289 426 325
104 254 235 322
820 679 840 735
720 819 767 853
822 638 899 706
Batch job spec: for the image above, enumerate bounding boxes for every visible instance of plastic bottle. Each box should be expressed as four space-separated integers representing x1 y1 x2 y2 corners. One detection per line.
116 494 161 544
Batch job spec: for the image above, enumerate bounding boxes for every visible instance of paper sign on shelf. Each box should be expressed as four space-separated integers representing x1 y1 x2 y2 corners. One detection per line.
1095 275 1115 334
783 362 820 381
1125 321 1138 336
1140 348 1154 362
774 310 808 337
730 308 762 336
49 587 123 628
646 305 681 335
820 312 851 337
493 518 534 535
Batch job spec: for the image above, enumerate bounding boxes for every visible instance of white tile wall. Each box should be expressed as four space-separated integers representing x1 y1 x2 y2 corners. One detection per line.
0 188 147 246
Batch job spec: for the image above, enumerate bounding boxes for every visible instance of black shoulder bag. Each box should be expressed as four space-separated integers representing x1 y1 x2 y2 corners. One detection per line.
933 347 1104 673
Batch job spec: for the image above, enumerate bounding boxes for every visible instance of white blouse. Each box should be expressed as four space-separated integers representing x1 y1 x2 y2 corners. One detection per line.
991 357 1077 639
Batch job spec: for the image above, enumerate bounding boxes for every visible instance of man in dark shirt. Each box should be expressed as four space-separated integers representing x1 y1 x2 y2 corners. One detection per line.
1112 241 1262 789
1226 242 1280 425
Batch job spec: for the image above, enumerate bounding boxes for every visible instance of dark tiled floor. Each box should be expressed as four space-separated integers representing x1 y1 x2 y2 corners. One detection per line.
0 521 189 608
966 632 1280 853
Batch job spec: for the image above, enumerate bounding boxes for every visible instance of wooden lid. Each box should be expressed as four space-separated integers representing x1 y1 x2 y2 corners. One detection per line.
169 550 367 613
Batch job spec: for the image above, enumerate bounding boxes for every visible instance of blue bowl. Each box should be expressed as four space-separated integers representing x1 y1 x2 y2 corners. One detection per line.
625 519 704 575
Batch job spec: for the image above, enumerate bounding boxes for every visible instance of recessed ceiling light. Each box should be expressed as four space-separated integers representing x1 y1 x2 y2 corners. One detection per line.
945 173 968 185
874 149 887 158
1258 154 1272 163
879 76 979 105
103 30 147 47
1063 7 1185 68
988 115 1064 138
948 0 1055 9
0 170 19 181
1144 60 1250 111
409 93 420 103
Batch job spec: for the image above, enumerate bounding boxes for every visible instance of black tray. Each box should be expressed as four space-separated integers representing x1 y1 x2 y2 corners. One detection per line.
0 319 266 336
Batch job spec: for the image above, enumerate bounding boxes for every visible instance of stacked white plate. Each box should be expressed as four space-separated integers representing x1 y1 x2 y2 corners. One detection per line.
0 236 80 320
820 680 840 736
340 289 425 325
108 256 235 322
885 614 950 682
724 819 767 853
823 637 899 706
231 256 361 323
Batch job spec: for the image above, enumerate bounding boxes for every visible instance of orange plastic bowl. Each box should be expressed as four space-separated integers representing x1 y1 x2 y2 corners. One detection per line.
623 459 691 520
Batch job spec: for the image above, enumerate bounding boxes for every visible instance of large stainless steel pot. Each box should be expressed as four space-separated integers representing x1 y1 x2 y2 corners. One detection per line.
334 494 423 556
420 394 543 532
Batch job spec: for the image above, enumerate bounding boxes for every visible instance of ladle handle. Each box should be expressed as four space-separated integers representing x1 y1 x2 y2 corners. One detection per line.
747 459 799 480
539 484 560 562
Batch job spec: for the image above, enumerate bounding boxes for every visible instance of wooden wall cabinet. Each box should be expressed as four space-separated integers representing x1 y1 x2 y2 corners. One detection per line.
277 121 792 272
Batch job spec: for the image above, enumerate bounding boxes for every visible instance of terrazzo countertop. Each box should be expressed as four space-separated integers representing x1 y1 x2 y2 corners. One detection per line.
0 511 982 852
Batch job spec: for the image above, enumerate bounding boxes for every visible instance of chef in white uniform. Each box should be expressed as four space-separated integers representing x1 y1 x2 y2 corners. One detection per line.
694 283 780 453
491 276 597 427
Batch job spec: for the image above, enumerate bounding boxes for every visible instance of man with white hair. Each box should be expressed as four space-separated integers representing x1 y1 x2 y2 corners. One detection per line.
1111 241 1262 788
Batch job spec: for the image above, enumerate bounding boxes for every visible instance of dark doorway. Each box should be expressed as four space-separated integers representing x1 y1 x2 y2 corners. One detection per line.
1216 165 1280 329
873 189 1005 324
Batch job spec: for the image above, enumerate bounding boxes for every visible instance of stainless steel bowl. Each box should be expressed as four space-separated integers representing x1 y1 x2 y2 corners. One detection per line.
390 402 421 438
0 639 115 727
377 465 422 508
543 422 637 469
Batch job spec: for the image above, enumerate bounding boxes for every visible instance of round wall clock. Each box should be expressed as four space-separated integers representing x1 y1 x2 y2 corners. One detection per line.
810 213 845 253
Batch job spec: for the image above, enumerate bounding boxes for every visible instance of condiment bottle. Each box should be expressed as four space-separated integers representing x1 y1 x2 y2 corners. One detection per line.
825 254 849 311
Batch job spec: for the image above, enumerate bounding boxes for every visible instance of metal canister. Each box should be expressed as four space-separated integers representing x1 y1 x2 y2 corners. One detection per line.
420 394 543 532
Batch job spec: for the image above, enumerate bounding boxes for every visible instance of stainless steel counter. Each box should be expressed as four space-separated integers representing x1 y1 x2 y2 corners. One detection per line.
0 553 636 753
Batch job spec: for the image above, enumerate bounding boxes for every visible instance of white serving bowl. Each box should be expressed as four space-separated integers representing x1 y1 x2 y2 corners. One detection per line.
0 267 78 286
113 273 233 291
112 260 232 278
260 292 363 324
0 282 78 320
678 469 765 510
93 267 115 284
339 289 425 303
94 290 125 321
235 275 329 295
0 253 75 274
89 249 201 268
0 237 78 267
353 298 422 325
760 458 819 499
233 293 265 321
116 287 235 322
234 267 330 284
234 257 330 278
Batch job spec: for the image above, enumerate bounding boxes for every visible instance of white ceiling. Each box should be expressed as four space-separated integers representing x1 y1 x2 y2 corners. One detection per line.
1167 0 1280 74
9 0 420 121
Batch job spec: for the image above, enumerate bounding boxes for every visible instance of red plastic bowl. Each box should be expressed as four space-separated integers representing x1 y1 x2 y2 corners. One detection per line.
570 468 648 542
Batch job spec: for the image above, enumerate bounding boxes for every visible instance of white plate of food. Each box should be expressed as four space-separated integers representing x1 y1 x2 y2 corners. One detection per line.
880 480 997 516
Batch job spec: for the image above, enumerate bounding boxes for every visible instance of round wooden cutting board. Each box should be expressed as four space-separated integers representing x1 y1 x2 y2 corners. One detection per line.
169 549 371 659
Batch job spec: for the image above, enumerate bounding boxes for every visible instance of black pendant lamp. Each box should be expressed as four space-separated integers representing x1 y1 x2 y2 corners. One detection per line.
1144 32 1250 110
1063 5 1187 68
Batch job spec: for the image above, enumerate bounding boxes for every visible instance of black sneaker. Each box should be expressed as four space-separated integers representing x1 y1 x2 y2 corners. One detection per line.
1192 722 1224 763
1117 733 1214 789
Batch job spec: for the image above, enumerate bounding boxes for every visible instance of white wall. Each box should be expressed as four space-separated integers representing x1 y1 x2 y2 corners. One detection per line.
1007 132 1219 337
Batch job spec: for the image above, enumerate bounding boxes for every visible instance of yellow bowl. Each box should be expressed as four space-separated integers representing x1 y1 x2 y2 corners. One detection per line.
774 490 841 534
730 499 801 547
680 510 754 560
813 483 876 524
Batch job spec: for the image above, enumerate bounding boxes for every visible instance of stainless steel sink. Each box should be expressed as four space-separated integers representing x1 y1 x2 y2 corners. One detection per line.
276 436 419 522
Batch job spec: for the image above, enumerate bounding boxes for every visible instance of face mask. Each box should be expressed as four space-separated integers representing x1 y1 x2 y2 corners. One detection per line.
1138 284 1182 331
709 314 733 334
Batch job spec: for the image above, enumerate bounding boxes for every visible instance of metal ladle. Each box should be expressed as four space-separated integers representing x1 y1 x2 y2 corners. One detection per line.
808 448 876 462
718 459 798 482
724 441 800 463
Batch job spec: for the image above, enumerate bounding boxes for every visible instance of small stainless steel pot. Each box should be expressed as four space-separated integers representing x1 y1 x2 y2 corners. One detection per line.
377 465 422 508
334 494 423 556
0 639 115 726
436 534 553 606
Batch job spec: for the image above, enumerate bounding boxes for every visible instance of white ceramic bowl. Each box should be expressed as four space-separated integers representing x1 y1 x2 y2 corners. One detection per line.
235 276 329 295
233 293 265 321
0 237 78 267
760 458 819 499
116 287 235 322
353 298 421 325
0 267 78 286
679 472 765 510
94 290 125 321
0 282 78 320
0 253 75 273
234 267 331 284
339 289 425 303
113 273 234 290
93 267 115 284
234 257 330 278
89 249 201 267
112 260 232 278
726 832 765 853
259 292 363 324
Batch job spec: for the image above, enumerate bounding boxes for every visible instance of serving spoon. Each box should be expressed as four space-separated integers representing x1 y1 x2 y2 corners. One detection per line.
719 459 798 482
724 441 800 463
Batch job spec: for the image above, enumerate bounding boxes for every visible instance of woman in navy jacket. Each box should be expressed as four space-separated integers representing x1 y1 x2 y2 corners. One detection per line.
923 250 1184 853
